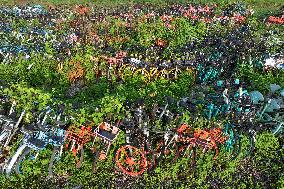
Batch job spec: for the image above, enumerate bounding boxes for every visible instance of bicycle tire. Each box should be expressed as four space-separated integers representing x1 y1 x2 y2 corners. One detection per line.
133 68 150 83
74 147 84 169
92 145 102 173
229 133 242 161
169 67 182 80
158 69 170 80
272 122 283 135
15 147 32 174
149 67 159 81
48 146 60 176
115 145 147 177
118 64 134 81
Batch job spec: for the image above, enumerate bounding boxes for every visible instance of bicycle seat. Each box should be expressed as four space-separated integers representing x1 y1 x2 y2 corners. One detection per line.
281 89 284 97
265 98 281 112
270 84 281 93
97 129 116 141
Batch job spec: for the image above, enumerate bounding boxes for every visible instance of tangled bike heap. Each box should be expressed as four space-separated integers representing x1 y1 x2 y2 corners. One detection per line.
0 3 283 86
0 77 283 177
0 2 283 180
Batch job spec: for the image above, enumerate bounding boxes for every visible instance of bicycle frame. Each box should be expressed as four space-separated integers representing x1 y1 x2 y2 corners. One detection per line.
253 94 283 134
92 122 121 157
223 122 242 160
115 125 158 176
272 121 284 135
5 108 66 175
64 125 92 168
156 124 228 167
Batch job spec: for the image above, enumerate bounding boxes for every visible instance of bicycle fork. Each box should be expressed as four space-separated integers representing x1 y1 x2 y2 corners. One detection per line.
3 110 25 148
272 121 283 135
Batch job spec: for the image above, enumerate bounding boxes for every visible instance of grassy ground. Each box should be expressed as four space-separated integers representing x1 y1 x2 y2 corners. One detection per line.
0 0 283 18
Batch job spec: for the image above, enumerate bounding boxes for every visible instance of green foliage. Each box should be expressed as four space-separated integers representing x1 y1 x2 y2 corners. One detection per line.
3 82 52 123
238 63 284 93
255 132 280 157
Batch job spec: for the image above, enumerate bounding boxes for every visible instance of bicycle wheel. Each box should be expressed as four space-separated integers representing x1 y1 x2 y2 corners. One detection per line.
15 147 32 174
272 122 283 135
149 67 159 81
115 145 147 177
48 146 61 177
75 147 84 169
245 129 256 157
169 67 182 80
229 133 242 160
91 145 102 173
158 69 170 80
133 68 150 83
118 64 134 81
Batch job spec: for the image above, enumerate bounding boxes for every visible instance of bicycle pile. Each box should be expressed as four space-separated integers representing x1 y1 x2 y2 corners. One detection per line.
0 3 283 86
0 3 283 186
0 77 283 177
